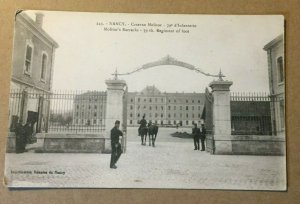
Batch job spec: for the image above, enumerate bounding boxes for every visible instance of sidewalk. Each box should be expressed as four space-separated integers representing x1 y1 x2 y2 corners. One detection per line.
4 141 286 190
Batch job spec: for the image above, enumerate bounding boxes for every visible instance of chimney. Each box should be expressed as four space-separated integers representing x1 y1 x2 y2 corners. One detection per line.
35 13 44 28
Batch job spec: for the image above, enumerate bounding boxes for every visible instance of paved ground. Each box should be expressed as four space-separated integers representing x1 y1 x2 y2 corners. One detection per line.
4 127 286 190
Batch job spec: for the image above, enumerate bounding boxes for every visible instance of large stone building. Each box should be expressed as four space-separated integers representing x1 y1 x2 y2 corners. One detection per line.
263 34 285 136
127 86 205 127
9 12 59 132
72 86 205 128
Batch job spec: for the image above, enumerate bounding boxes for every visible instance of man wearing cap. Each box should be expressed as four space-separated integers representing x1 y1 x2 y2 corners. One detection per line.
200 124 206 151
110 120 123 169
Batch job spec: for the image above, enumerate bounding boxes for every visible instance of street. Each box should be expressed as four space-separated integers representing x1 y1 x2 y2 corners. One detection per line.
4 127 286 190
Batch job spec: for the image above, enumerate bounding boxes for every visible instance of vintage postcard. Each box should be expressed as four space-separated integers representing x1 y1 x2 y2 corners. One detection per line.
4 10 286 190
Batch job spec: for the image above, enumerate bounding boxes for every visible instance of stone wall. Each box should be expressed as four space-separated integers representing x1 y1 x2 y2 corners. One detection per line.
42 133 108 153
206 135 285 155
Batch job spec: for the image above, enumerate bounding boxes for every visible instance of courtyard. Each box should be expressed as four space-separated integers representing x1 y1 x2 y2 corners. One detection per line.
4 127 286 190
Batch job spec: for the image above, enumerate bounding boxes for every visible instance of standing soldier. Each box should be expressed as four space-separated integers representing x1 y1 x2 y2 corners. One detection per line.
192 123 200 150
110 120 123 169
200 124 206 151
15 120 25 153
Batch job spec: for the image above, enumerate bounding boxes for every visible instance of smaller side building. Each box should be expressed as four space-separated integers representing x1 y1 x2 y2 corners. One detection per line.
9 12 59 133
263 34 285 136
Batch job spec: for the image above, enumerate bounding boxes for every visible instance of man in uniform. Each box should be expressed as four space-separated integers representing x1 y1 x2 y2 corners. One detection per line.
192 123 200 150
110 120 123 169
138 115 147 136
200 124 206 151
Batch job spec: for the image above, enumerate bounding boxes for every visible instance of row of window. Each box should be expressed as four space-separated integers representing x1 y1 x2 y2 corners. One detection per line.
130 98 201 103
129 120 198 125
130 113 201 118
75 119 103 125
24 41 48 81
75 112 103 117
76 105 103 109
130 105 202 111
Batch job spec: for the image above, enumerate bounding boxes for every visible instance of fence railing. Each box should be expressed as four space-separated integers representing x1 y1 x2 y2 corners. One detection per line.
8 90 107 134
230 92 284 136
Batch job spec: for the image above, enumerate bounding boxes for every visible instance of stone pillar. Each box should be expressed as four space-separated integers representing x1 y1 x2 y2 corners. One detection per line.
209 79 233 154
105 79 127 151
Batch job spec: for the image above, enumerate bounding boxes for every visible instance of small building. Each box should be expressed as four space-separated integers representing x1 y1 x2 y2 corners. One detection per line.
263 34 285 136
9 12 59 133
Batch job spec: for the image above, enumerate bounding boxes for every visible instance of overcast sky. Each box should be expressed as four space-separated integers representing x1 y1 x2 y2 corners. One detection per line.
25 11 283 93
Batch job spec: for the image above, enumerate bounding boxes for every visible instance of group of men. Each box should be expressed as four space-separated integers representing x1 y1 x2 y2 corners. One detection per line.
192 123 206 151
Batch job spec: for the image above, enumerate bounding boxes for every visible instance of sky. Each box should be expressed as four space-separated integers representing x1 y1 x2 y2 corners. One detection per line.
25 11 284 93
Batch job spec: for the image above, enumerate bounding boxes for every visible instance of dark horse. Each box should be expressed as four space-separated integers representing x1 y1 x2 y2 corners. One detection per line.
139 126 148 145
148 124 159 147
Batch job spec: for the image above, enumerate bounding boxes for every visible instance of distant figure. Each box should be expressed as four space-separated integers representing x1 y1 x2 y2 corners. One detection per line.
192 123 200 150
15 120 25 153
138 115 148 145
110 120 123 169
138 115 147 136
200 124 206 151
148 122 159 147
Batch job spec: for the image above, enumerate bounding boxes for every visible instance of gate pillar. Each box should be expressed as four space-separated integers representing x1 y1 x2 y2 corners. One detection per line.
209 79 233 154
105 79 127 151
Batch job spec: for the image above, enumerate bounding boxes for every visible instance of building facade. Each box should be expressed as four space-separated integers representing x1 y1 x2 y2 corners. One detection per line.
9 12 59 132
73 86 205 128
127 86 205 127
263 34 285 136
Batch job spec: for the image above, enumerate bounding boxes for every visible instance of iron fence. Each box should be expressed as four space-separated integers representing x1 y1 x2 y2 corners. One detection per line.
230 92 284 136
8 89 107 134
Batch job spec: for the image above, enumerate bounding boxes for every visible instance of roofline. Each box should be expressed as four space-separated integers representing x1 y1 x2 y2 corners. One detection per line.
263 34 284 51
18 12 59 48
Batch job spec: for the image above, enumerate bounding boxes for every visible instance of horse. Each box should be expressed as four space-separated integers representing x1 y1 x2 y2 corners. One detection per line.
139 126 148 145
148 124 159 147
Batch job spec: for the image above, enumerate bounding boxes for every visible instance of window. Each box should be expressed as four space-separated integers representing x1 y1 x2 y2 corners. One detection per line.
130 105 133 110
161 98 163 102
198 113 201 118
277 56 284 83
180 106 182 110
192 100 194 103
186 113 189 118
93 119 97 125
192 113 194 118
150 98 152 102
186 99 188 103
24 43 33 74
40 53 47 81
76 105 79 109
174 106 176 110
130 113 133 117
144 98 146 102
174 99 176 103
150 113 152 117
186 121 189 125
168 99 171 103
137 113 140 117
94 105 97 109
149 106 152 110
198 106 200 110
161 106 164 110
76 112 79 116
155 106 158 110
174 113 176 117
131 98 133 102
155 113 158 117
192 106 194 110
88 105 91 109
180 113 182 118
186 106 188 110
130 120 132 124
161 114 163 118
168 114 170 118
138 105 140 110
94 112 97 117
138 98 140 102
174 120 176 125
168 106 171 110
198 100 200 103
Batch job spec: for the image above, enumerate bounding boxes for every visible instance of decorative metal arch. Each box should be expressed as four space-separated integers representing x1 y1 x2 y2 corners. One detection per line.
112 55 225 80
